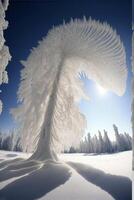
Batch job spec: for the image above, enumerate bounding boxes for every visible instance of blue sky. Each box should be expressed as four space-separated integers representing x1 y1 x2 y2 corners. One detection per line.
79 76 132 140
0 0 132 139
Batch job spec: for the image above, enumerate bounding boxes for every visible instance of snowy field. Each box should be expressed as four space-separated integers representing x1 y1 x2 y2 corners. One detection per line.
0 150 132 200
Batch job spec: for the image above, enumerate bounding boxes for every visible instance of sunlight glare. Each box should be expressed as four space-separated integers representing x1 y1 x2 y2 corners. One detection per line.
96 84 107 95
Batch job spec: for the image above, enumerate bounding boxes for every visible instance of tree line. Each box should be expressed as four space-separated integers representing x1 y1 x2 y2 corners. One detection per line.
0 130 22 152
66 124 132 154
0 124 132 154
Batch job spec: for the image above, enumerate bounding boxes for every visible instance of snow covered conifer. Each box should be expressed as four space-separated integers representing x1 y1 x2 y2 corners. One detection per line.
103 129 113 153
113 124 130 152
113 124 123 151
87 132 93 153
92 135 99 153
98 130 105 153
124 132 132 149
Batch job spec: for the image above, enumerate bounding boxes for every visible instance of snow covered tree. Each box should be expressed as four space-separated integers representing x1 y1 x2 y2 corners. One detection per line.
63 128 131 154
8 129 22 151
0 130 22 151
0 0 11 113
69 146 76 153
113 124 132 152
120 133 132 151
103 129 113 153
13 136 22 152
124 132 132 149
92 135 99 153
98 130 105 153
113 124 123 151
79 136 88 153
119 133 129 150
87 132 93 153
79 140 86 153
12 18 127 161
7 132 13 150
84 136 89 153
1 134 11 150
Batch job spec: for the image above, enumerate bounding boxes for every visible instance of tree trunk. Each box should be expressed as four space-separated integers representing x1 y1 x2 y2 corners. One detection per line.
30 61 63 161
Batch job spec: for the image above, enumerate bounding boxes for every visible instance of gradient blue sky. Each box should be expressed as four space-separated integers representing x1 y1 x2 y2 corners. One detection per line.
0 0 132 140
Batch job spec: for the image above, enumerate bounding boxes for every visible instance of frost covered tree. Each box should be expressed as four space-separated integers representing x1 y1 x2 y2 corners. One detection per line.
124 132 132 149
84 136 89 153
92 135 99 153
0 0 11 113
87 132 93 153
13 136 22 151
0 130 22 151
8 129 21 151
103 129 113 153
120 133 132 150
98 130 105 153
12 18 127 161
113 124 132 152
79 136 88 153
113 124 123 151
1 134 11 150
67 128 131 154
79 140 86 153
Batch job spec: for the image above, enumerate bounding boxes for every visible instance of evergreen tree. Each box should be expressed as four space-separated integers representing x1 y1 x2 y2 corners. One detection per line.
103 129 113 153
87 132 93 153
124 132 132 149
92 135 99 153
98 130 105 153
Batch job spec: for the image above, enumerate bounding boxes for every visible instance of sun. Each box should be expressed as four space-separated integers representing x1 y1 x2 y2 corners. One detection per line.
96 84 107 95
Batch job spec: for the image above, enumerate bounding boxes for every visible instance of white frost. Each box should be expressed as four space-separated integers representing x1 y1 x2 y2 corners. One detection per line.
0 0 11 114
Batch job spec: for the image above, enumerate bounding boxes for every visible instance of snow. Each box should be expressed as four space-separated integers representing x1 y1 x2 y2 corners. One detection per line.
60 151 132 179
0 150 132 200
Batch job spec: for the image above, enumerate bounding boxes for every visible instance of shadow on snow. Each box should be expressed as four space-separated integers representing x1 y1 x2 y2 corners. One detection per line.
68 161 132 200
6 154 18 158
0 159 71 200
0 158 132 200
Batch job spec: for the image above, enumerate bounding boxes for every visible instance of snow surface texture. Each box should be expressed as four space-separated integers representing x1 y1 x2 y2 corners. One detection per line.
0 150 132 200
12 18 127 160
0 0 11 114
